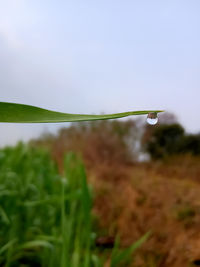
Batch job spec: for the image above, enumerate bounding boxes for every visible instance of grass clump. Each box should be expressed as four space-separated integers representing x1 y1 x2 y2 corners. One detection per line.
0 143 101 266
0 143 147 267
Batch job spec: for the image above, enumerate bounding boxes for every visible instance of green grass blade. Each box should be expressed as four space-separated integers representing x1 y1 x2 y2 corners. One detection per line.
0 206 10 225
0 239 18 256
0 102 163 123
110 232 150 267
18 240 54 250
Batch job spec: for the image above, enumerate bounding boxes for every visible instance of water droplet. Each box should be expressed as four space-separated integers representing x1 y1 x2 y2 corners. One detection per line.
146 112 158 125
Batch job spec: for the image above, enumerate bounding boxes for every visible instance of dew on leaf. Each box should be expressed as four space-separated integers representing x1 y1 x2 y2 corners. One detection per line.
146 112 158 125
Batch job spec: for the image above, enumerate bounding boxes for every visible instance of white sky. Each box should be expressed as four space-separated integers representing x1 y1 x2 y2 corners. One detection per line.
0 0 200 146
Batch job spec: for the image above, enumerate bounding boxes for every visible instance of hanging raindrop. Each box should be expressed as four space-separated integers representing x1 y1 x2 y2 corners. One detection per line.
146 112 158 125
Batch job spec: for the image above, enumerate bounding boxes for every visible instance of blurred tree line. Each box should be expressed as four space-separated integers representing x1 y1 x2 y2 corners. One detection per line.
143 113 200 159
146 123 200 159
30 119 141 173
30 113 200 168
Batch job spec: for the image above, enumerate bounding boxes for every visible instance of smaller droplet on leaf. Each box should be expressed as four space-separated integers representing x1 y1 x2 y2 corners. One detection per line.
146 112 158 125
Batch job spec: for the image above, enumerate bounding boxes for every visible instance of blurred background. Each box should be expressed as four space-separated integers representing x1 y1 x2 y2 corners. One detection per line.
0 1 200 266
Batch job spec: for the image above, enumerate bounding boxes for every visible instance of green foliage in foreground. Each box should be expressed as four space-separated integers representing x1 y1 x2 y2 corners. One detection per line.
0 102 163 123
0 143 148 266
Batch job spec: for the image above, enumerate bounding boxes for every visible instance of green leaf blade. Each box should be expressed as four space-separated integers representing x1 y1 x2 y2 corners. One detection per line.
0 102 163 123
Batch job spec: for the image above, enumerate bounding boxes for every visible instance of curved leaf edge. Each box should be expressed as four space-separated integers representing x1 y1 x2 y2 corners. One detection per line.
0 102 164 123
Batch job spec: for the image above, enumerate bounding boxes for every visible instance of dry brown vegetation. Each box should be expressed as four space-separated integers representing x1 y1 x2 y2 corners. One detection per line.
90 157 200 267
30 119 200 267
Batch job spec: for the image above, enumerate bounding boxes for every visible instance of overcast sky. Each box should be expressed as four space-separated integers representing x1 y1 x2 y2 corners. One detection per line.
0 0 200 147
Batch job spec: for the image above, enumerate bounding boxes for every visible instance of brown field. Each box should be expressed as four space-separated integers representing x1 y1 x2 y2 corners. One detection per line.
89 156 200 267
